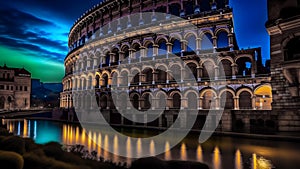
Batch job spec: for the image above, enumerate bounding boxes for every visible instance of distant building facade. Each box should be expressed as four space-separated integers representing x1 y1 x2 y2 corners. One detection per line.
0 64 31 110
266 0 300 131
61 0 275 132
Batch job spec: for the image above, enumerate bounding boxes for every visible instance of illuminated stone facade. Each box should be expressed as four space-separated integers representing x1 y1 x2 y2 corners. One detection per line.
61 0 273 132
266 0 300 131
0 64 31 110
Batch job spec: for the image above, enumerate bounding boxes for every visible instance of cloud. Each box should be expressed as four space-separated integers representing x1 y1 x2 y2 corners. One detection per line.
0 8 67 61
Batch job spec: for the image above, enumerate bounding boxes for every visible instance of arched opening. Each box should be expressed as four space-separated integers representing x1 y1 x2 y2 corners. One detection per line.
88 76 93 89
0 96 5 109
121 71 128 86
157 66 167 83
158 39 167 56
95 75 100 88
236 57 252 77
157 93 167 109
146 43 153 57
186 63 197 80
143 68 153 84
202 61 215 80
217 31 228 48
131 94 139 110
132 43 141 60
284 37 300 61
202 90 216 109
172 39 181 55
82 78 86 90
102 74 109 87
122 46 130 59
219 59 232 79
105 52 110 66
172 93 181 109
170 64 181 82
220 91 234 109
201 33 213 50
142 93 151 110
187 92 198 109
155 6 167 13
112 48 119 64
239 91 252 109
118 93 128 109
111 72 118 86
131 70 140 84
186 34 197 52
254 85 272 110
184 1 194 16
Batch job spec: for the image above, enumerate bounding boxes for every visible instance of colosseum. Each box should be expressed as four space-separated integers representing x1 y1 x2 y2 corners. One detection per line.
60 0 275 132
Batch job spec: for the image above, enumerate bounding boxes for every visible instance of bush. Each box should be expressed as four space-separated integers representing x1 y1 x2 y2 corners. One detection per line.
43 142 64 158
0 136 25 155
168 160 209 169
0 150 24 169
130 157 168 169
0 127 11 136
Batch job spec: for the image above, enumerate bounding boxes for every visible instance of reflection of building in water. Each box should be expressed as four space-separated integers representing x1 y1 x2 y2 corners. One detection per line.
59 0 280 132
0 64 31 110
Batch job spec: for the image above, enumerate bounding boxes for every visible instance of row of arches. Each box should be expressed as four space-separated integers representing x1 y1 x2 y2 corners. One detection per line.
64 54 255 92
69 0 230 48
0 96 14 110
62 85 272 110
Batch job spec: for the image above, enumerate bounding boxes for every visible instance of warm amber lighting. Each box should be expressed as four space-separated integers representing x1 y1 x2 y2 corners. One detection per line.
213 147 221 169
113 135 119 162
136 138 142 158
81 128 86 145
87 131 92 152
62 125 67 143
164 141 171 160
196 145 203 162
103 134 109 160
70 125 73 145
97 133 102 157
254 85 272 110
180 143 187 160
149 140 155 156
252 153 257 169
93 132 97 150
235 149 243 169
23 119 28 137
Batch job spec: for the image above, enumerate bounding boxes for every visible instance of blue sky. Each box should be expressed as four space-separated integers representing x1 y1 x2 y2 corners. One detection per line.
0 0 269 82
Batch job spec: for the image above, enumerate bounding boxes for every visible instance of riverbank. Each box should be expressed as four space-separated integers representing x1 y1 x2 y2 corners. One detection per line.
0 125 209 169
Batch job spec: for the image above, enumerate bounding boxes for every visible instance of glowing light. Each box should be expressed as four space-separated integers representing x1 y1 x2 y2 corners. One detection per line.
81 128 86 145
88 131 92 152
149 140 155 156
164 141 171 160
93 132 97 150
97 133 102 157
252 153 257 169
235 149 243 169
113 135 119 162
23 119 28 137
136 138 142 158
126 137 132 164
62 125 67 143
180 143 187 160
75 127 79 144
103 134 109 160
213 147 221 169
196 145 203 162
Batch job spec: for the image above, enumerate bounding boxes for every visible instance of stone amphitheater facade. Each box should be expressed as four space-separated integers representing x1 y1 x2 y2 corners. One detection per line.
60 0 275 132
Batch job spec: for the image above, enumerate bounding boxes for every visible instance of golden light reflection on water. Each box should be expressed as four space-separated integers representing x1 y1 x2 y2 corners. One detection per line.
97 133 102 157
213 147 221 169
197 145 203 162
88 131 92 152
103 134 109 160
126 137 132 164
180 143 187 160
136 138 142 158
23 119 28 137
93 132 97 150
164 141 171 160
149 140 155 156
81 128 86 145
252 153 257 169
75 127 79 144
113 135 119 162
235 149 243 169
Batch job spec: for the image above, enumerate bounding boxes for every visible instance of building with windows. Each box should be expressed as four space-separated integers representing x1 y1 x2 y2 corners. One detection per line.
266 0 300 131
0 64 31 110
61 0 274 132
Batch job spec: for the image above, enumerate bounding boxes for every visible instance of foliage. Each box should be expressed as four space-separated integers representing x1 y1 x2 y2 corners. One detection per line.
0 150 24 169
0 136 25 155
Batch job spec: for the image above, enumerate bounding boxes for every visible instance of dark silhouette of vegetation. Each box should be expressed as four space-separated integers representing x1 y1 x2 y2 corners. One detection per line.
0 150 24 169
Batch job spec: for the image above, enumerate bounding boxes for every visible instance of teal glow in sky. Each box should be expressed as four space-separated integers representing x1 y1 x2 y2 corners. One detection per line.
0 0 269 82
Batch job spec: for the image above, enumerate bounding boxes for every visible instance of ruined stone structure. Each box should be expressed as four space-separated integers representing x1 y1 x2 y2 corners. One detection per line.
61 0 273 132
266 0 300 131
0 64 31 110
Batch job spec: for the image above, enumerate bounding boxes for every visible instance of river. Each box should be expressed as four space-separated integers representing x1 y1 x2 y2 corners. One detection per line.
2 119 300 169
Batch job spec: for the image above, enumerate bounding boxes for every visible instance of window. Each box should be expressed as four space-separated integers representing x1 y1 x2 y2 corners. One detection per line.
20 86 23 91
24 86 28 91
16 86 18 90
0 85 4 90
6 86 9 90
10 86 13 90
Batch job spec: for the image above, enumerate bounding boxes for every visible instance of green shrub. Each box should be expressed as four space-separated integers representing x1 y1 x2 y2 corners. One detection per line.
0 136 25 155
0 150 24 169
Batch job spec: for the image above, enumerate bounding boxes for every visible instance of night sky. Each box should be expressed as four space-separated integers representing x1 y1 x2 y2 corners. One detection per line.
0 0 269 82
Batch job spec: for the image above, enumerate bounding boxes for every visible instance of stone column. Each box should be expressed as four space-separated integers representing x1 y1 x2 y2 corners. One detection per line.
252 95 256 110
212 36 217 52
199 97 203 109
234 96 239 110
231 63 237 79
196 38 201 54
214 66 219 80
